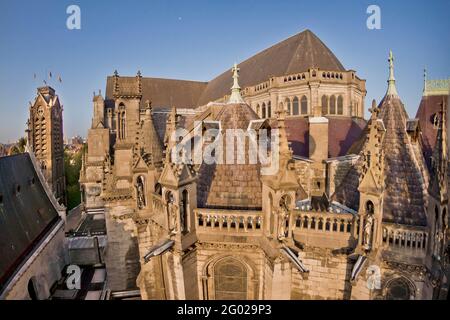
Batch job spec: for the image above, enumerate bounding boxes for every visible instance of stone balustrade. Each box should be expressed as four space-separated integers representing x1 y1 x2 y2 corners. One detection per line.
381 223 428 251
195 209 263 234
292 210 356 234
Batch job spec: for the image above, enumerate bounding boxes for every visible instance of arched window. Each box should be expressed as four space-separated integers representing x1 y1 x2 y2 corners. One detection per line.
385 278 413 300
292 97 299 115
337 95 344 115
267 101 272 118
285 98 291 115
330 96 336 115
256 104 260 117
262 103 266 118
321 95 328 115
301 96 308 115
214 257 248 300
181 189 189 233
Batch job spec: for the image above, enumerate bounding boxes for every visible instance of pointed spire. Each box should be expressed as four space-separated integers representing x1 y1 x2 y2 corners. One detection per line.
386 50 398 96
228 63 245 104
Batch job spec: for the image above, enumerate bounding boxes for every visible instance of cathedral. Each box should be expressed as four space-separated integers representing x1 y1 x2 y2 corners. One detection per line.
80 29 450 300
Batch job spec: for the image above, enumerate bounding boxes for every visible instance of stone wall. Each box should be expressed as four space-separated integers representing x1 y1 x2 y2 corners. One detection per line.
292 247 352 299
104 206 141 291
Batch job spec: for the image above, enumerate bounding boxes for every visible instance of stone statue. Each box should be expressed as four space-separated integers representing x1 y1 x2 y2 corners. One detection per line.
364 214 374 250
136 178 145 209
169 203 179 234
277 210 288 240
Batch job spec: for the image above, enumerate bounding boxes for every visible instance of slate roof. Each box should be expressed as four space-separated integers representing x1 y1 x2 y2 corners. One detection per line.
105 77 207 110
197 30 345 105
196 103 262 210
105 30 346 108
334 94 428 226
0 153 60 289
271 116 366 158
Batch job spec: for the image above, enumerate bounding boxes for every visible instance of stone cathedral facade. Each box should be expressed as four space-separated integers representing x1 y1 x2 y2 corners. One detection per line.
80 30 450 300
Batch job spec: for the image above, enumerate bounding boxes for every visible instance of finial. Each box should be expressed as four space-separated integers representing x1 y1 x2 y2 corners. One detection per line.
423 68 427 95
114 70 119 77
369 99 380 120
387 50 398 96
228 63 245 104
137 70 142 77
145 100 152 118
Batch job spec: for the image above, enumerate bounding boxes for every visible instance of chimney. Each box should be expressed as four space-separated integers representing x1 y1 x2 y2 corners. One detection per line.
309 105 329 161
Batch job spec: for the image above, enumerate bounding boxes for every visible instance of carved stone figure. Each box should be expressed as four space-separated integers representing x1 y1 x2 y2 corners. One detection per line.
136 177 146 209
364 214 374 250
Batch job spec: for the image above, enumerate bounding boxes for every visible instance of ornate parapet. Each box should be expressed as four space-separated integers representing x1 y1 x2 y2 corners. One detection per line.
194 208 263 235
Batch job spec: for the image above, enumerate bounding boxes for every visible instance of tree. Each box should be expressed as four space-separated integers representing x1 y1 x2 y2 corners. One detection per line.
9 137 27 155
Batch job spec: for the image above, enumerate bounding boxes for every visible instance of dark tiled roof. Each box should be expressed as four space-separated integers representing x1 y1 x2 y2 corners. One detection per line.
104 30 346 109
334 95 428 226
275 117 366 158
0 153 60 289
105 77 207 110
198 30 345 105
379 95 427 226
197 103 262 209
415 94 449 169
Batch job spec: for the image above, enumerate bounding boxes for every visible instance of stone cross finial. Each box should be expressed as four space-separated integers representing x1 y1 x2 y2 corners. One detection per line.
228 63 245 104
387 50 398 96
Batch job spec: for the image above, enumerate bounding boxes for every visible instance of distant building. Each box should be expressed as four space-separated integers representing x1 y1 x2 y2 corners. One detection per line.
26 86 66 204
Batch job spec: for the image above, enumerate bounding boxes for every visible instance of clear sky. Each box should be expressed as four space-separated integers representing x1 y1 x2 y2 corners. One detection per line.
0 0 449 143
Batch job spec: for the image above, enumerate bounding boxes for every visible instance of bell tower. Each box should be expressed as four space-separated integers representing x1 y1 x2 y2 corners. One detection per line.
27 86 66 204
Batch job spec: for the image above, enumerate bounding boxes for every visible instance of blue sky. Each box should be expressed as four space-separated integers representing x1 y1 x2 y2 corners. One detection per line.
0 0 449 142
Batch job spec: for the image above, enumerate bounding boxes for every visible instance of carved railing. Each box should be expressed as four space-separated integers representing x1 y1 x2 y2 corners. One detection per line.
292 210 356 235
381 223 428 251
290 210 358 248
195 209 263 234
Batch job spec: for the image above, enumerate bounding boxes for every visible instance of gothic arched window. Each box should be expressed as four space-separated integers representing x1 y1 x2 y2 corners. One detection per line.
256 104 260 117
321 95 328 115
262 103 266 118
301 96 308 115
267 101 272 118
330 96 336 114
214 257 248 300
337 95 344 115
292 97 299 115
385 278 413 300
